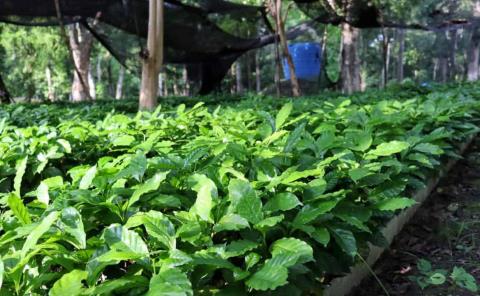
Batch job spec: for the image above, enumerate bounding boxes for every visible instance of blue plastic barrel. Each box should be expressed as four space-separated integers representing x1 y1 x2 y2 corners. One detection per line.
283 42 322 81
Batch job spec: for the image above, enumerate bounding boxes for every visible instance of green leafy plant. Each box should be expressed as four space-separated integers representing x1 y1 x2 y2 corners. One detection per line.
409 259 478 293
1 83 480 294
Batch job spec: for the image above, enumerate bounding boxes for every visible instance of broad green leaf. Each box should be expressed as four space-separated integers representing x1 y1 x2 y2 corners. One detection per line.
245 253 261 270
254 215 284 232
96 250 144 262
103 224 149 257
450 267 478 292
85 276 149 296
128 172 169 208
162 249 193 268
336 214 371 233
407 153 433 168
330 228 357 257
349 167 370 182
146 268 193 296
189 174 217 223
21 211 60 258
57 139 72 153
115 153 148 182
42 176 64 188
246 262 288 291
213 214 250 233
264 192 301 212
346 131 372 151
228 179 263 224
79 165 97 190
311 227 330 247
304 178 327 201
414 143 443 155
429 273 446 285
284 122 306 153
368 141 410 157
192 251 237 269
49 270 88 296
7 193 31 225
86 248 143 284
292 200 338 228
112 135 136 147
270 237 314 267
143 211 176 250
375 197 416 211
225 240 259 258
263 130 288 145
417 259 432 273
275 102 293 130
281 168 324 185
37 182 49 205
0 258 3 289
14 156 28 196
59 207 86 249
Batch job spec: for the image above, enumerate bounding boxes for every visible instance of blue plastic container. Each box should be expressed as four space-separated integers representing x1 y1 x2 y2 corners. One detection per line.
283 42 322 81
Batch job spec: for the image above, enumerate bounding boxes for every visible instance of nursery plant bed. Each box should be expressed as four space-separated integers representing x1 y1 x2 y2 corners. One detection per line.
323 136 477 296
351 137 480 295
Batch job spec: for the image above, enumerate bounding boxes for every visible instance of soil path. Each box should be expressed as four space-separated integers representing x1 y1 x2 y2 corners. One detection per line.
352 139 480 296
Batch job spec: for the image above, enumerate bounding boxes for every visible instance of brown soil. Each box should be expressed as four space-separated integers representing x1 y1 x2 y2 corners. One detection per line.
352 139 480 296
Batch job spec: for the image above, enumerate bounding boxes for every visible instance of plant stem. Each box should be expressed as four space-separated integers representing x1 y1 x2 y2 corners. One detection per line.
357 252 391 296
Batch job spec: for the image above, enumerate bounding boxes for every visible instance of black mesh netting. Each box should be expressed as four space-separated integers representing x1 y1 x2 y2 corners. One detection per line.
0 0 479 94
0 0 275 94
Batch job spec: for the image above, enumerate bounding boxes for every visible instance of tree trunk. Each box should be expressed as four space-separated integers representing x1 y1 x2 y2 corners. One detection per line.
246 52 252 91
467 28 480 81
183 65 190 96
0 73 11 104
45 65 54 101
96 56 102 83
381 27 389 88
397 28 405 82
273 41 281 97
274 0 301 97
340 23 362 94
107 61 114 97
163 68 168 96
69 23 94 102
158 71 164 97
448 29 458 80
235 61 243 93
255 51 261 92
235 60 243 93
139 0 164 110
439 57 448 83
88 64 96 99
115 66 125 100
173 76 179 96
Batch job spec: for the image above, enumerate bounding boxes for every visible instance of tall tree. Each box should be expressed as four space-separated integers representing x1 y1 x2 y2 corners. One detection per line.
115 66 125 99
255 51 261 92
139 0 164 110
467 28 480 81
0 73 11 103
235 60 244 93
396 28 405 82
467 1 480 81
268 0 301 97
448 29 458 80
340 22 362 93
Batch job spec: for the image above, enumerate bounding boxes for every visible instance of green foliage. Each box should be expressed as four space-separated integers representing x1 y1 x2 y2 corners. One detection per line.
0 84 480 294
409 259 478 293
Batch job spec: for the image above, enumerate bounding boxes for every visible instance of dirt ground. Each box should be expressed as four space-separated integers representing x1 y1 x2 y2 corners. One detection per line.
352 139 480 296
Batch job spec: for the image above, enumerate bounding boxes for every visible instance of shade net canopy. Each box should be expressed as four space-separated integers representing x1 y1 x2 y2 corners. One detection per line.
1 0 479 94
0 0 275 94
